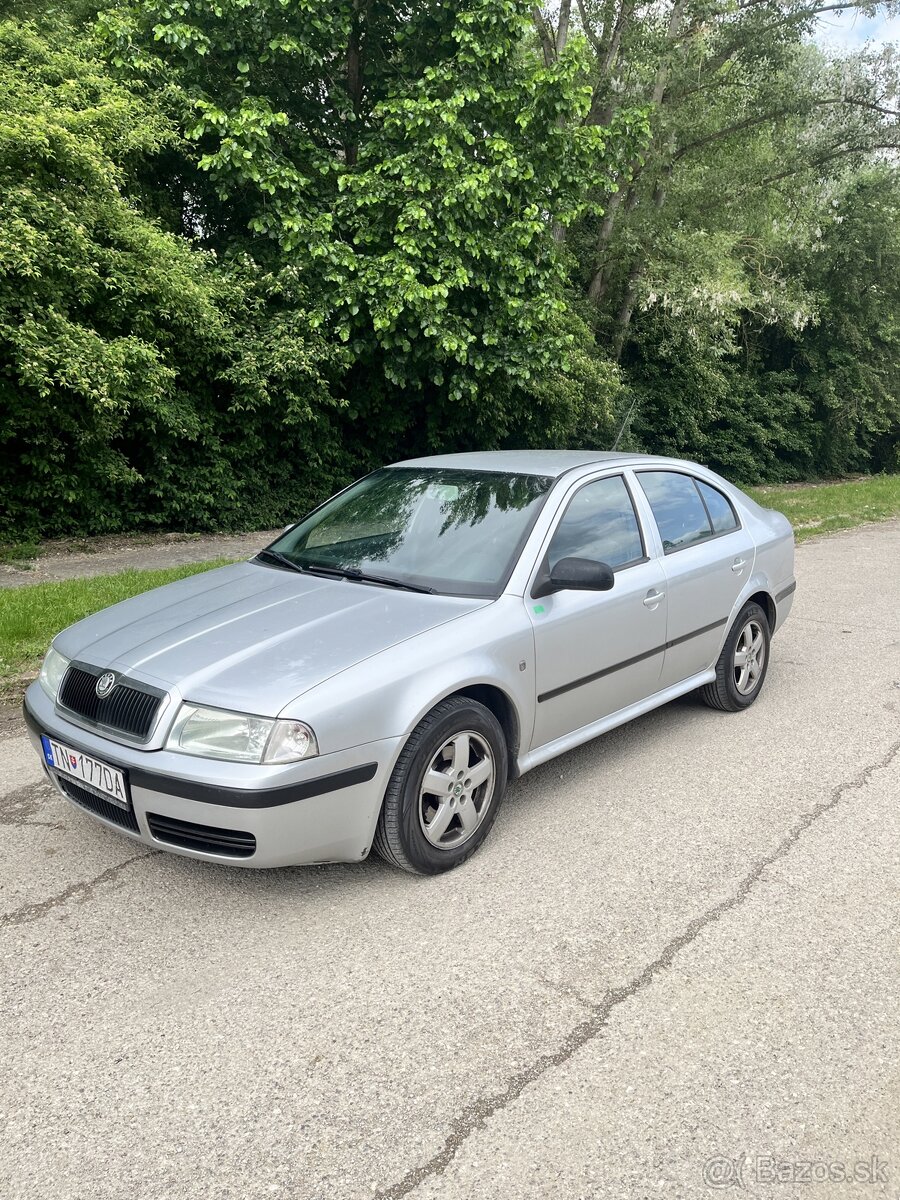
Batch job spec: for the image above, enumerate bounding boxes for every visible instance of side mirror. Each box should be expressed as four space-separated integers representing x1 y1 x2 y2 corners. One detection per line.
534 556 615 598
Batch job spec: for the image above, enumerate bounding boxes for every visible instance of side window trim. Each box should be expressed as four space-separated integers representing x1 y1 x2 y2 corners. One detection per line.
529 472 649 597
693 478 716 531
613 473 650 568
634 469 742 556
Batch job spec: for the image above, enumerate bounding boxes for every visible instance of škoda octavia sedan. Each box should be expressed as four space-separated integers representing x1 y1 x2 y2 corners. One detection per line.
25 452 795 874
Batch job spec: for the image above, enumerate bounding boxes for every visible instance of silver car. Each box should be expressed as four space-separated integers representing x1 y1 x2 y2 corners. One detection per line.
25 451 795 875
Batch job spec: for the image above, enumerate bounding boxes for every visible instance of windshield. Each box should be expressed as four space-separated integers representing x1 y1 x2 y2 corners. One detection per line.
263 468 554 597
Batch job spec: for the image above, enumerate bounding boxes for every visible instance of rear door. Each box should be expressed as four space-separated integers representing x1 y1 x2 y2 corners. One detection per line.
527 473 668 751
632 470 755 688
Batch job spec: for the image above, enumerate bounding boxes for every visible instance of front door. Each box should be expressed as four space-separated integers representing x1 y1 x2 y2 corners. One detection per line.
528 474 668 751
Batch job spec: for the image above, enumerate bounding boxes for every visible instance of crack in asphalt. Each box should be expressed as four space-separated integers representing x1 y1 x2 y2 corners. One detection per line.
0 851 158 929
0 780 66 831
374 736 900 1200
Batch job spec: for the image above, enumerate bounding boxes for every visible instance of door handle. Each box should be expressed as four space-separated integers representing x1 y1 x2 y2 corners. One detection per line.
643 589 665 607
731 558 747 573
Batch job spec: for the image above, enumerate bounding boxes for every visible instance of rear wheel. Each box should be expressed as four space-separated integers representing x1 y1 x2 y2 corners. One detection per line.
373 696 508 875
700 601 771 712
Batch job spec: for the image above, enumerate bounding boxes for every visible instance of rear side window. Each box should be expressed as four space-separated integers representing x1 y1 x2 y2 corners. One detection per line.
637 472 712 553
696 480 739 534
548 475 644 570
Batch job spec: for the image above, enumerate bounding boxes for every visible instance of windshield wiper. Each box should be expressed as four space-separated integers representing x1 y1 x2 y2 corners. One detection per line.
258 550 435 593
300 562 435 594
255 548 305 574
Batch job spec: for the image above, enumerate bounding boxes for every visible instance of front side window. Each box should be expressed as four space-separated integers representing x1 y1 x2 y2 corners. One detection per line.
547 475 645 570
264 468 553 597
638 472 713 553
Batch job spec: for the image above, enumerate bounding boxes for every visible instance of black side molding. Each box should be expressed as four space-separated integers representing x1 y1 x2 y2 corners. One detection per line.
23 699 377 809
538 617 728 703
775 581 797 603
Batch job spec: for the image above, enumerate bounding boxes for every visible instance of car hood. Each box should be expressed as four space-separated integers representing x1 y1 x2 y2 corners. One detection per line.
55 561 489 715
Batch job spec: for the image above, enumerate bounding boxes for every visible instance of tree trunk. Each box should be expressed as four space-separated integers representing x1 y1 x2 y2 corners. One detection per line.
550 1 574 243
585 0 687 313
556 0 572 56
611 258 644 361
532 6 555 65
586 185 629 303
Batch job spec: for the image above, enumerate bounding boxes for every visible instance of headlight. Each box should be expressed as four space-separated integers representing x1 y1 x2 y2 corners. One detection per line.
39 646 70 700
166 704 318 764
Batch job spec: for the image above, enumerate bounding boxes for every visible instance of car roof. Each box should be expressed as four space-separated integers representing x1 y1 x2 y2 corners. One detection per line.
390 450 671 479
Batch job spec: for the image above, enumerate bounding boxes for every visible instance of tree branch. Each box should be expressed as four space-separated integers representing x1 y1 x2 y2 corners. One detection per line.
532 6 556 65
575 0 603 53
673 108 796 161
674 0 875 47
758 140 900 188
838 97 900 119
673 95 900 163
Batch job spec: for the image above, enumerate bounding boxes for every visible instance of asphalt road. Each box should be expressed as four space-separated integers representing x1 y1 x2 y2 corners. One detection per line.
2 521 899 1200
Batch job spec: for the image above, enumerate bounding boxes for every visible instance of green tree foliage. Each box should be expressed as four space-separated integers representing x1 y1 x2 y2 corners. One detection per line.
761 168 900 475
101 0 645 453
556 0 900 475
1 1 899 542
0 18 343 539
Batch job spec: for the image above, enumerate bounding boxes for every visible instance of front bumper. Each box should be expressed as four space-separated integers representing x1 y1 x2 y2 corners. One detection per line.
24 684 400 868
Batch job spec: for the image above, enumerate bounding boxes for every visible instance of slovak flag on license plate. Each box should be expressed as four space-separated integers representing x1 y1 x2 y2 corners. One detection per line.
70 754 78 768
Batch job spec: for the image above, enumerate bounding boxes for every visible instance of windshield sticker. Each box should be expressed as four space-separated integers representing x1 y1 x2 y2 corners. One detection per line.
426 484 460 503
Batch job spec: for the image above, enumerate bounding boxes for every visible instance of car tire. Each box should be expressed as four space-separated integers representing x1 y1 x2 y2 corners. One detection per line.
700 601 771 712
373 696 508 875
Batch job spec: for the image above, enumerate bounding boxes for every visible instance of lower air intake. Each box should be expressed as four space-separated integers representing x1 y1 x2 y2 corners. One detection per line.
146 812 256 858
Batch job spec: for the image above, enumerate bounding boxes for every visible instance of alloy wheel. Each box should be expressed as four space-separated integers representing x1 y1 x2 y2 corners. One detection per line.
733 618 766 695
418 730 495 849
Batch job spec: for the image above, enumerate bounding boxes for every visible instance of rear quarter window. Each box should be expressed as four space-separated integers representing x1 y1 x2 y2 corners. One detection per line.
696 480 740 534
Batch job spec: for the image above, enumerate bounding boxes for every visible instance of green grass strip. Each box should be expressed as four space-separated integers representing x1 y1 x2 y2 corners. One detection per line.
748 474 900 541
0 559 232 697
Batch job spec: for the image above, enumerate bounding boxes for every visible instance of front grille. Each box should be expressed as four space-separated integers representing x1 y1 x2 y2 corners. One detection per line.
59 665 163 740
146 812 256 858
57 775 140 833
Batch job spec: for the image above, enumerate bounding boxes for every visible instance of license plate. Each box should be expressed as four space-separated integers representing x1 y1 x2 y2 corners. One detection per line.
41 735 130 810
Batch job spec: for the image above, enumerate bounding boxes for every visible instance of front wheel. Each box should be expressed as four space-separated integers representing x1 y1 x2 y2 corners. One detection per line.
700 602 771 712
373 696 508 875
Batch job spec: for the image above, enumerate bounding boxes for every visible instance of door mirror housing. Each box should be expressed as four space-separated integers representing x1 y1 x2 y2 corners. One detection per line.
534 556 616 598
